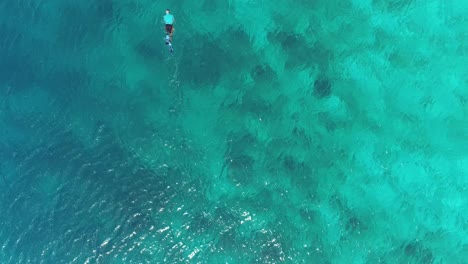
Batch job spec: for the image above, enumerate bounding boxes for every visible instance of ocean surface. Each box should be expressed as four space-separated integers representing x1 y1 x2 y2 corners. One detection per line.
0 0 467 263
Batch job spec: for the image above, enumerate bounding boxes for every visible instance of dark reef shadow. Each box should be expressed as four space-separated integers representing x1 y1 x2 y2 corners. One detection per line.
223 132 256 184
313 77 332 98
267 29 333 71
179 34 229 87
401 240 434 264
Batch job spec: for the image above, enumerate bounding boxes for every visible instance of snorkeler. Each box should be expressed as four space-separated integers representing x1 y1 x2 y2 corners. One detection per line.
164 9 175 43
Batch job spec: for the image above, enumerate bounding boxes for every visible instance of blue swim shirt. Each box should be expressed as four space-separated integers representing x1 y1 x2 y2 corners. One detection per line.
164 14 174 25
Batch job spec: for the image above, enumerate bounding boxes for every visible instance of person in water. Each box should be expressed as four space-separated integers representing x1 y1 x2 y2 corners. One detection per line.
164 9 175 43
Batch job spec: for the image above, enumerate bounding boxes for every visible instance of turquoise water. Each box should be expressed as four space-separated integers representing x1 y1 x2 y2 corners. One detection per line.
0 0 467 263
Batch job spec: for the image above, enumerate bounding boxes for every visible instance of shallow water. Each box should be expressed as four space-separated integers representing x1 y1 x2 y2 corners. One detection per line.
0 0 467 263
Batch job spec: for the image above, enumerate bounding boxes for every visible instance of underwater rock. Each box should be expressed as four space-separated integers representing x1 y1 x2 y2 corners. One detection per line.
313 78 332 98
403 241 434 263
250 64 276 83
267 31 301 50
346 216 361 232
